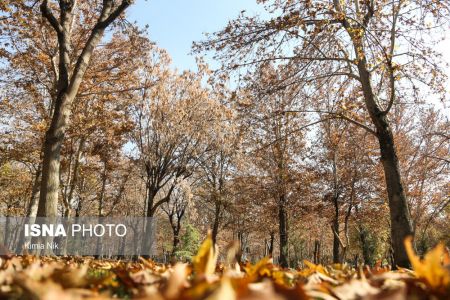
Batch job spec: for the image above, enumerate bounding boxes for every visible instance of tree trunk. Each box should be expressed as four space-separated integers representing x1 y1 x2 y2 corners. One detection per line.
172 234 180 253
27 165 42 217
141 187 157 256
171 229 180 256
95 162 108 257
356 57 413 268
269 231 275 256
278 194 289 268
37 108 67 218
212 200 221 245
378 125 413 267
332 195 340 263
65 138 85 217
313 239 321 264
358 225 372 266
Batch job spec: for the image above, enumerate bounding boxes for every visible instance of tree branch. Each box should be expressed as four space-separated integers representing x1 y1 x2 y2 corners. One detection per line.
284 110 377 136
40 0 63 34
96 0 131 29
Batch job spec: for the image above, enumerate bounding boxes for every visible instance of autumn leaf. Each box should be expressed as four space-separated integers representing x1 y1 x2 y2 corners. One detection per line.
192 232 218 277
243 257 273 281
205 277 236 300
299 260 329 278
405 236 450 292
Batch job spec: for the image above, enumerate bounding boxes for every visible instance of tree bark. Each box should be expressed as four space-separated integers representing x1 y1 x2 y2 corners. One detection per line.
172 230 180 256
268 231 275 256
65 138 85 217
27 165 42 217
140 186 158 256
356 58 413 268
358 225 372 266
95 162 108 257
332 199 340 264
212 200 221 245
278 194 289 268
313 239 321 264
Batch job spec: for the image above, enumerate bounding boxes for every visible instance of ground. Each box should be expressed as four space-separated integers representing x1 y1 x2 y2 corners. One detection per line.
0 236 448 299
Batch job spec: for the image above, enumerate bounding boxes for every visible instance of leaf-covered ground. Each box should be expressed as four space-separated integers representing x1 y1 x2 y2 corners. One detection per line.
0 237 448 300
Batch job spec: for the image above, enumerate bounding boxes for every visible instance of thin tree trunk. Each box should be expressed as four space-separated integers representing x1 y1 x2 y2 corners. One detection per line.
269 231 275 256
65 138 85 217
332 198 340 263
95 162 107 257
171 228 180 256
212 200 221 245
332 209 341 264
358 225 372 266
27 166 42 217
313 239 321 264
278 194 289 268
330 147 341 263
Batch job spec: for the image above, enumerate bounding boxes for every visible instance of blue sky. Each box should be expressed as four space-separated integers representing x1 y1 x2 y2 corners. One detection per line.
128 0 450 99
129 0 265 71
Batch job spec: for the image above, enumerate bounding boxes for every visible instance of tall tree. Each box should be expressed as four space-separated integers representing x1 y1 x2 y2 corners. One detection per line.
236 64 307 267
131 62 229 254
37 0 132 217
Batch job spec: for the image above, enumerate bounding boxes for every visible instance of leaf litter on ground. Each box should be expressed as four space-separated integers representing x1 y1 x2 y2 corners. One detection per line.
0 235 448 299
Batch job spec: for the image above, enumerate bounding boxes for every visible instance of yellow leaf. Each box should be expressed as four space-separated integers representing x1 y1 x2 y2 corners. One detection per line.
405 236 450 291
244 257 272 280
205 277 236 300
302 260 328 275
192 232 218 276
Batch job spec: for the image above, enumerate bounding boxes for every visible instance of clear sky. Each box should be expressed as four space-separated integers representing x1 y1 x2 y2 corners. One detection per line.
128 0 265 71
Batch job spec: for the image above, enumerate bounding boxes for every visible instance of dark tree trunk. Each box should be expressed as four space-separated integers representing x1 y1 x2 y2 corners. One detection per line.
269 231 275 256
171 230 180 256
332 191 341 263
356 57 413 268
313 239 321 264
359 226 371 266
278 195 289 268
141 187 157 256
94 164 107 258
212 200 221 245
377 124 413 267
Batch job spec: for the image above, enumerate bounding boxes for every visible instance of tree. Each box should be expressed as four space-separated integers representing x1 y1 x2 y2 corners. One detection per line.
196 0 449 267
196 126 238 245
1 1 144 219
235 64 308 267
37 0 133 218
161 182 191 257
131 62 229 254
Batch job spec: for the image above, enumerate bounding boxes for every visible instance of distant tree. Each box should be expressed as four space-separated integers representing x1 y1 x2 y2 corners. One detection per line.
131 62 229 254
161 182 191 256
174 223 201 261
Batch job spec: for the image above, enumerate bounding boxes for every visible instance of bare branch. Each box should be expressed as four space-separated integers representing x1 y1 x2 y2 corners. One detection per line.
40 0 62 34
